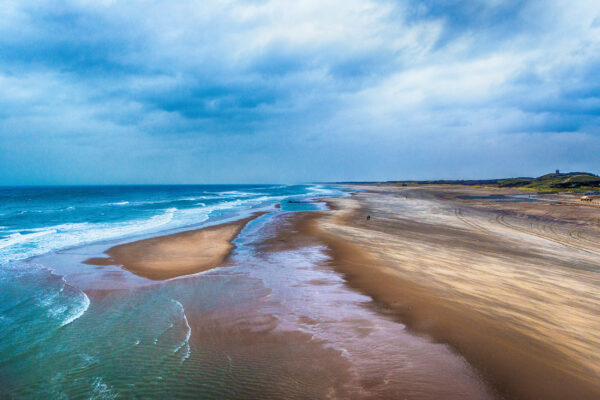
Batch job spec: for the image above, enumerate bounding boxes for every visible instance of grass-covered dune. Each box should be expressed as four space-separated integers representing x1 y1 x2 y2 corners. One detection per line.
369 172 600 192
498 172 600 190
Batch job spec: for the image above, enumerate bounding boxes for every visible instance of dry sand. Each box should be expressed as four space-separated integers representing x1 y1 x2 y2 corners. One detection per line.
85 214 263 280
307 185 600 400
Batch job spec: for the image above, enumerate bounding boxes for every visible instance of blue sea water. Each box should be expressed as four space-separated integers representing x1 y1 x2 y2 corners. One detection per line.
0 185 333 265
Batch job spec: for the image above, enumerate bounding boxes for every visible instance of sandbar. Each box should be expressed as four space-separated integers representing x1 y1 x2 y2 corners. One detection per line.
85 214 263 280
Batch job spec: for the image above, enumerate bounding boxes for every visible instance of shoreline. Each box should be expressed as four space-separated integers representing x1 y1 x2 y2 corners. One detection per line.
304 185 600 400
84 212 266 280
248 209 498 399
77 185 600 399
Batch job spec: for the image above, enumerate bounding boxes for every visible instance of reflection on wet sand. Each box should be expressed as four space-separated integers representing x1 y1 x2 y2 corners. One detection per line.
222 212 495 399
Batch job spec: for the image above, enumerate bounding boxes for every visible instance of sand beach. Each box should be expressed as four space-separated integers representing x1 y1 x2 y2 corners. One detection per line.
306 185 600 399
78 185 600 399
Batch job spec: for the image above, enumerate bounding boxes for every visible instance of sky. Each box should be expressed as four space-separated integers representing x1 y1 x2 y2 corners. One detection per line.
0 0 599 184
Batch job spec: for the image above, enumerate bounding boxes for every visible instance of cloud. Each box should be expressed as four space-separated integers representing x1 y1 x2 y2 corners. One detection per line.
0 0 599 184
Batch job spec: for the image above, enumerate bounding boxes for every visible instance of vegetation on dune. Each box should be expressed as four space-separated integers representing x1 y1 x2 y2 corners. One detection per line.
384 172 600 193
499 172 600 191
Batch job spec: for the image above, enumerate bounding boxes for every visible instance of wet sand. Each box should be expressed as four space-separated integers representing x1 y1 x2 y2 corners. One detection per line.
79 206 499 399
307 185 600 400
72 207 497 399
84 214 263 280
236 211 496 399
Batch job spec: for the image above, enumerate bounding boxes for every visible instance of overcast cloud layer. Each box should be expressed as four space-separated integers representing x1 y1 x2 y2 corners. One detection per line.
1 0 599 184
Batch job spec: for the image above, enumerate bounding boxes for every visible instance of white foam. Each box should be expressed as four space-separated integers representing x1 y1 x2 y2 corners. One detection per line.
0 208 177 264
217 191 260 197
0 230 57 250
90 377 118 400
171 299 192 362
127 195 214 205
60 289 90 327
39 277 90 327
107 201 129 206
306 184 342 197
